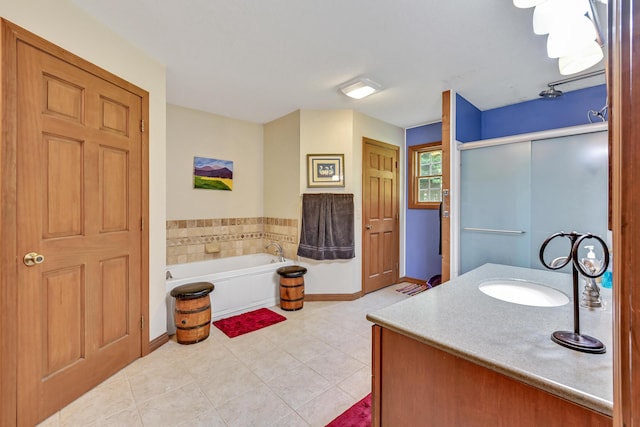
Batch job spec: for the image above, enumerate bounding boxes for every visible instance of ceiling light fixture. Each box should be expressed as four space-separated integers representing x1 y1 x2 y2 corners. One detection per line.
339 77 382 99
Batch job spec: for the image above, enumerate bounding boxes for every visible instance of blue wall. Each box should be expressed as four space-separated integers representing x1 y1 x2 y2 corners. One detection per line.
405 122 443 282
456 94 482 143
482 85 607 139
457 85 607 141
404 84 607 282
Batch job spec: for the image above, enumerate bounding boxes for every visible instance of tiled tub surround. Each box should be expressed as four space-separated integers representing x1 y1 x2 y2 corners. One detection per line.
166 217 298 265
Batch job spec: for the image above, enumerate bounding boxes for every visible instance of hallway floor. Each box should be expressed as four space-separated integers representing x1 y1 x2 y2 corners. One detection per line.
37 283 409 427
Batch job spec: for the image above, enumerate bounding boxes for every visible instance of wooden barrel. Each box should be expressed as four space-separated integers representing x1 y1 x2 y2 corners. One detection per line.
170 282 215 344
277 266 307 311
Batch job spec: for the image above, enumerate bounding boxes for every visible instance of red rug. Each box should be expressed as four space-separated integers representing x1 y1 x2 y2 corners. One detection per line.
212 308 286 338
326 393 371 427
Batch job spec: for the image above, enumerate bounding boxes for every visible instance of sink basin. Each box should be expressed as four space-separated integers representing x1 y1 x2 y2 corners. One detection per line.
478 279 569 307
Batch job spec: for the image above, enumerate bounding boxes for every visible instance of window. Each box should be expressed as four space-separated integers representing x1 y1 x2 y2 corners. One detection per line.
408 142 442 209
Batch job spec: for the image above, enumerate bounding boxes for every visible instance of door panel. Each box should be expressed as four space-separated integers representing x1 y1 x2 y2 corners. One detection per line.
363 139 399 294
100 256 130 346
100 146 129 231
43 266 84 376
16 40 143 425
45 135 84 237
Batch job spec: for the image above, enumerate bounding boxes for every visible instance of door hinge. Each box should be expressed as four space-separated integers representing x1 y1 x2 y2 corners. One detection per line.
140 119 145 133
141 315 145 330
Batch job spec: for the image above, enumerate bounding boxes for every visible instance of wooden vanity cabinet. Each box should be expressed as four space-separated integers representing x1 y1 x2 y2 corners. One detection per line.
371 325 612 427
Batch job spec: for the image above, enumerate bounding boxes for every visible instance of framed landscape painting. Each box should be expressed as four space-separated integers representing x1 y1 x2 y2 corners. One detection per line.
193 156 233 190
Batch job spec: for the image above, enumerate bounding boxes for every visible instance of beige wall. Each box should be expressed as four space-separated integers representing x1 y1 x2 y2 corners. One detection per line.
354 111 406 279
0 0 168 340
263 110 301 219
166 104 264 219
296 110 404 295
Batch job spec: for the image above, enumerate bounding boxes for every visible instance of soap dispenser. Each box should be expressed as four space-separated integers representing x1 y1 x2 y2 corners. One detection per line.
580 245 602 308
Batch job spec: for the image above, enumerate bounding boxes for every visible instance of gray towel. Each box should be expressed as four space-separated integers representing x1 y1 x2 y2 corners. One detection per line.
297 193 355 260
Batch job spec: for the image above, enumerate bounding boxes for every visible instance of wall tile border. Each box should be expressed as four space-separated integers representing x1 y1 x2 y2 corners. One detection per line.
166 217 297 265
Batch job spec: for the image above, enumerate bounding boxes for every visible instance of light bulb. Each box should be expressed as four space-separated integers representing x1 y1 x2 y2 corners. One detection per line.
513 0 546 8
547 15 597 58
533 0 590 35
559 41 604 75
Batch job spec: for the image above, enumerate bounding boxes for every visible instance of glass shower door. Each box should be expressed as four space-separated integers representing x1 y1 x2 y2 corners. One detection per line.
529 132 609 269
459 141 532 274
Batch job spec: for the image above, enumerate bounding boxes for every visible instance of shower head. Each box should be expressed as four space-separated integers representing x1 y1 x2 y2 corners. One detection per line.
538 69 605 100
539 86 563 99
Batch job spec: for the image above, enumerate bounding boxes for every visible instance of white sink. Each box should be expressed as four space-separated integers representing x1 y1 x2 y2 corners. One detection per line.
478 279 569 307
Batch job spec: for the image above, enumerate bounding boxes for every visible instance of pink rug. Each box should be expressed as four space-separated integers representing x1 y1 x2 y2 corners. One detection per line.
212 308 286 338
326 393 371 427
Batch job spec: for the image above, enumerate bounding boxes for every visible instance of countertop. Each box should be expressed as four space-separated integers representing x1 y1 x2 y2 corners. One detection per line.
366 263 613 416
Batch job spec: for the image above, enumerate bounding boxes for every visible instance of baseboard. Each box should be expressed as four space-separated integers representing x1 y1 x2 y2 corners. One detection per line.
305 291 363 301
398 276 427 286
149 333 169 353
210 299 278 322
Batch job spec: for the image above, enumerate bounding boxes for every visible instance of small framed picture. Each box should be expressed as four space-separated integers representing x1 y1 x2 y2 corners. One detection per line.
307 154 345 188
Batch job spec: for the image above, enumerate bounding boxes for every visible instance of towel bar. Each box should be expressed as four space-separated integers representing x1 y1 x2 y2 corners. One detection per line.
463 227 526 234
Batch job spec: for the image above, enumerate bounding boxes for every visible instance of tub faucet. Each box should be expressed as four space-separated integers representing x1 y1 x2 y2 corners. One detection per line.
166 270 173 280
265 242 285 262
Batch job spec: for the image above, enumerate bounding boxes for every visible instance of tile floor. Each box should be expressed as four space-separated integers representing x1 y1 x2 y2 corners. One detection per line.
37 283 409 427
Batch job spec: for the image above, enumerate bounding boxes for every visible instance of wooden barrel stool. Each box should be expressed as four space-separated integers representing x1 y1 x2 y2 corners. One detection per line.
276 266 307 311
170 282 215 344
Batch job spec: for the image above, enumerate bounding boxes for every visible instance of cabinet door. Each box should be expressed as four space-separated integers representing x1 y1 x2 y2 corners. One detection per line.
460 141 531 274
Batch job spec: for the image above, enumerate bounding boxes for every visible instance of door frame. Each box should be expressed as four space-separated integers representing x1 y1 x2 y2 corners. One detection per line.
0 19 150 426
610 1 640 424
362 137 400 293
440 91 452 282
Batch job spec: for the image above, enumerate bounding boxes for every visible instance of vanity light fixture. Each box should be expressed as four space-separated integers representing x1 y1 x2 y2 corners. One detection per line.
515 0 605 75
531 0 589 35
513 0 545 8
559 40 604 75
339 77 382 100
546 14 598 58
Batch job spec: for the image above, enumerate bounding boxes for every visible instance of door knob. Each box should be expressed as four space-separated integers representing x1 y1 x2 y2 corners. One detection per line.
365 224 372 230
24 252 45 266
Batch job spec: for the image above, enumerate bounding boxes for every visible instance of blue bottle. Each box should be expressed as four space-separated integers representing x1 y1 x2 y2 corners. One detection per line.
602 252 613 289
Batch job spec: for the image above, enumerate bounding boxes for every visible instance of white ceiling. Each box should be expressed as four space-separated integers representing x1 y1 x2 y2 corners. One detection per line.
73 0 607 128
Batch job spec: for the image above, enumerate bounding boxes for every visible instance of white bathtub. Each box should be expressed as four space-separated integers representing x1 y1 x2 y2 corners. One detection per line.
165 254 294 333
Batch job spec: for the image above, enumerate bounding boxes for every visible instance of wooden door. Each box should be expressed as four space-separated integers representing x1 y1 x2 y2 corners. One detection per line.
13 30 145 425
363 138 399 294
